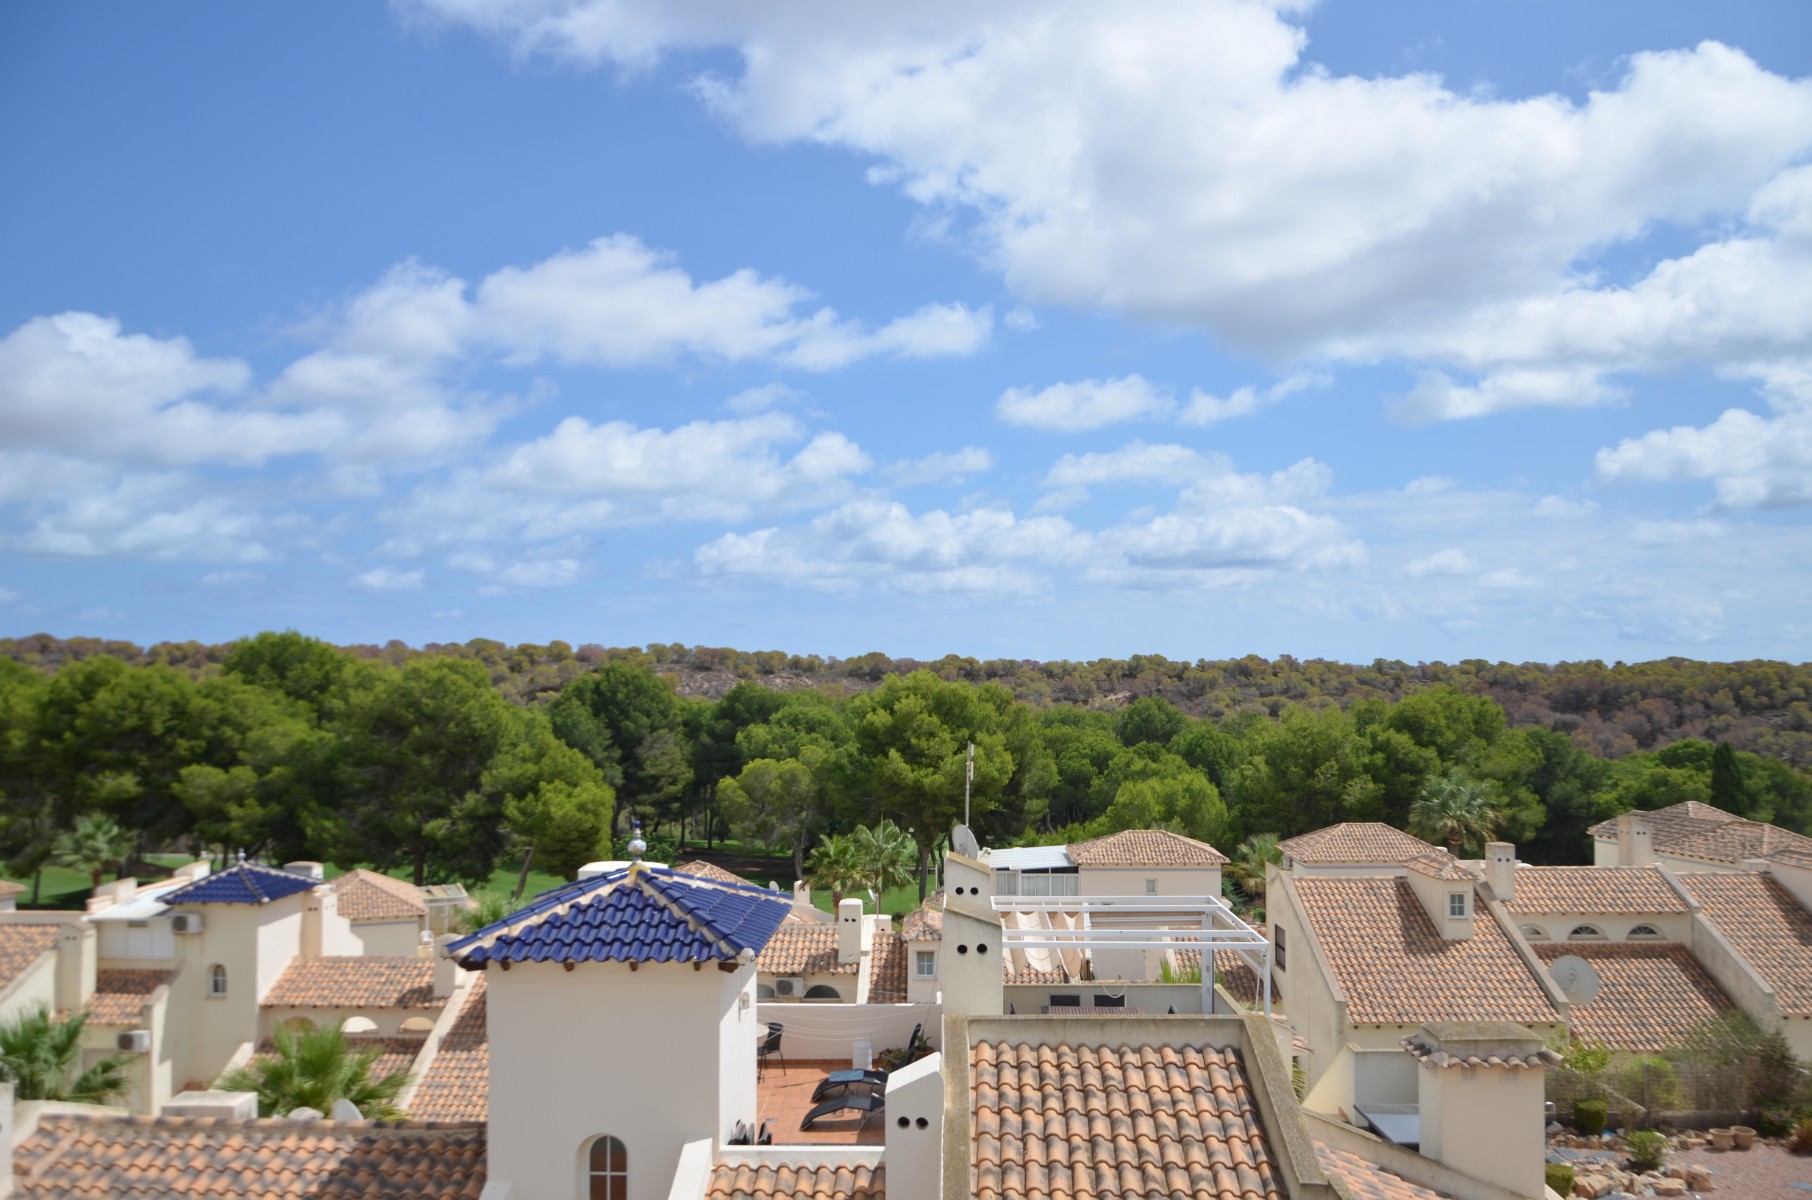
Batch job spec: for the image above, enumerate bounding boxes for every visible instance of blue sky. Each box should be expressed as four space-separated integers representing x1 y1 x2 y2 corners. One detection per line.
3 1 1810 664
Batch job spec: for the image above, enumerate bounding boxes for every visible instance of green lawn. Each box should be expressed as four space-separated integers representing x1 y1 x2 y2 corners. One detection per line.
1 863 96 910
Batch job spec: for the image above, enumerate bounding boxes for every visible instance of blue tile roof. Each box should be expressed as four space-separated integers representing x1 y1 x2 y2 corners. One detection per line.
447 866 793 968
159 861 322 906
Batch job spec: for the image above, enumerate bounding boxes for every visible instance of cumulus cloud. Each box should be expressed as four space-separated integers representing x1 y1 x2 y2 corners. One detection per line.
409 3 1812 385
12 472 287 563
884 446 995 487
1043 441 1209 488
1406 549 1480 577
1180 373 1325 426
352 566 425 591
996 376 1174 431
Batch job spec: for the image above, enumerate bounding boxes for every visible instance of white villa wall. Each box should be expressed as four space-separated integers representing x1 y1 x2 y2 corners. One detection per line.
938 902 1004 1018
1001 981 1218 1015
316 891 363 957
486 960 757 1200
1402 871 1474 940
943 853 992 904
350 920 425 958
753 1001 938 1062
1076 864 1223 899
906 945 939 1005
1765 858 1812 913
882 1052 943 1200
158 895 307 1089
1507 911 1690 944
1270 876 1348 1109
1419 1063 1546 1200
756 968 858 1005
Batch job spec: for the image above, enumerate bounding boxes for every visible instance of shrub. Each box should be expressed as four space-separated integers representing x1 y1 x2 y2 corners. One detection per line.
1574 1098 1608 1136
1544 1164 1575 1196
1627 1130 1668 1173
1790 1117 1812 1155
1612 1055 1681 1112
1756 1106 1797 1138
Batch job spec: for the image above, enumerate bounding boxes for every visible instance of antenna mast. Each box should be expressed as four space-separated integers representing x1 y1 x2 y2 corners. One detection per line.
964 741 975 826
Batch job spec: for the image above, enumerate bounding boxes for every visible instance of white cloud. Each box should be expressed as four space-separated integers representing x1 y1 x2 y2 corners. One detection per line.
1179 373 1325 426
997 375 1173 431
1391 368 1625 424
12 472 285 563
696 498 1088 595
885 446 995 487
1043 441 1209 488
413 4 1812 387
1534 495 1599 519
1406 549 1480 577
1003 307 1040 332
353 566 425 591
1632 518 1729 546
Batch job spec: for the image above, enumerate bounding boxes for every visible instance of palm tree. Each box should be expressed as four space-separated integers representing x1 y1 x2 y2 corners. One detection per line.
806 833 867 909
1409 769 1501 856
50 813 137 890
1226 833 1282 901
851 820 917 901
0 1006 131 1103
216 1025 412 1119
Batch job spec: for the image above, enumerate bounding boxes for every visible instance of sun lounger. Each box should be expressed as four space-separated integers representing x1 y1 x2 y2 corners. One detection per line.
799 1087 886 1131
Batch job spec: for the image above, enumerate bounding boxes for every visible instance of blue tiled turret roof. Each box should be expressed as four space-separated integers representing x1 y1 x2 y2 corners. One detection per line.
160 861 321 906
447 866 793 968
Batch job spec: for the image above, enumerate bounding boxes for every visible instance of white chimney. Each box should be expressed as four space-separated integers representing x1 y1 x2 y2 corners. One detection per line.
1616 812 1655 866
883 1053 944 1200
837 897 866 965
1407 1023 1559 1200
1485 842 1516 903
162 1090 260 1119
284 861 325 882
792 880 812 908
0 1080 14 1199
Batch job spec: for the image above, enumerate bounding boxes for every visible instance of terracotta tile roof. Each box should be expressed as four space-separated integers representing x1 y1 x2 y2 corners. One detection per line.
868 930 908 1004
1277 823 1434 866
902 902 943 942
971 1039 1283 1200
332 870 427 922
1530 944 1733 1053
0 924 61 991
1066 829 1228 867
756 924 858 976
410 977 487 1123
86 969 175 1026
13 1116 484 1198
1676 872 1812 1015
674 860 752 887
250 1034 425 1084
1503 866 1688 915
1400 1031 1561 1070
1002 963 1071 985
1315 1143 1449 1200
1292 877 1558 1026
1404 850 1474 882
1589 802 1812 865
263 958 445 1010
706 1160 884 1200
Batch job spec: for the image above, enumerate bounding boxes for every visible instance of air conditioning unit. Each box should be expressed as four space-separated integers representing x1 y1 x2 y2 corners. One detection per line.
774 976 807 999
117 1029 151 1053
171 913 204 935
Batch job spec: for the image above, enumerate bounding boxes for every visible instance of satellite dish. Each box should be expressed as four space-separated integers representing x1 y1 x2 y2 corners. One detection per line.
952 824 981 859
1548 955 1601 1006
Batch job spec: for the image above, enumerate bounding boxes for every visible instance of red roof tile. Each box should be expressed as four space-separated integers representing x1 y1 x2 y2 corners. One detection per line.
971 1039 1283 1200
13 1116 484 1198
0 924 60 992
263 958 444 1010
868 931 909 1004
1531 944 1733 1053
1277 824 1434 866
1503 866 1688 915
1676 872 1812 1015
674 860 753 887
86 969 175 1026
706 1160 884 1200
756 925 858 976
1315 1143 1449 1200
332 870 427 922
1067 829 1228 867
1292 877 1558 1026
410 977 487 1123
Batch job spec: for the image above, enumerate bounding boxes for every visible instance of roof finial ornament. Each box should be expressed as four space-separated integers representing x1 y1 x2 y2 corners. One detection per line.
236 848 246 866
628 818 647 866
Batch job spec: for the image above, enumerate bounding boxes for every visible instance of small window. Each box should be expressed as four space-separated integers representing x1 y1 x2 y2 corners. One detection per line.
915 950 936 978
803 984 842 1001
1273 924 1286 972
1520 925 1550 942
1447 893 1468 919
208 963 228 997
1569 925 1606 941
1145 878 1157 895
586 1135 627 1200
1628 924 1663 940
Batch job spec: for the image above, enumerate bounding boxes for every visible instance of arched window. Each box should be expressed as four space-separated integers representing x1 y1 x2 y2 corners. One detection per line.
208 963 228 997
1628 924 1663 940
803 984 842 1001
755 983 775 1000
1520 925 1550 942
1568 925 1606 941
585 1135 627 1200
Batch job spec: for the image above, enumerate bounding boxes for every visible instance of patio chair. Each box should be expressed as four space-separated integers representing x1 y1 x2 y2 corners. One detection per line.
800 1087 885 1131
756 1119 774 1146
807 1023 926 1102
757 1022 785 1080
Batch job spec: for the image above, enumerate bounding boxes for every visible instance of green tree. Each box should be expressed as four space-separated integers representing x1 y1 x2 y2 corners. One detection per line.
216 1025 412 1119
0 1006 130 1102
850 819 917 899
1116 696 1187 748
715 756 823 876
806 832 866 909
51 812 136 889
1409 769 1501 855
549 663 692 838
1227 706 1383 837
1226 833 1282 901
222 631 352 720
1709 741 1751 817
490 711 617 898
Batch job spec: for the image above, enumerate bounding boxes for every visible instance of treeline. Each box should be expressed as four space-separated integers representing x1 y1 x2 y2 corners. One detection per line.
6 633 1810 768
1 633 1809 898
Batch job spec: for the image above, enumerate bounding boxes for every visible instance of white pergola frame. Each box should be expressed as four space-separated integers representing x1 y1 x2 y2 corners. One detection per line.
991 893 1272 1018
